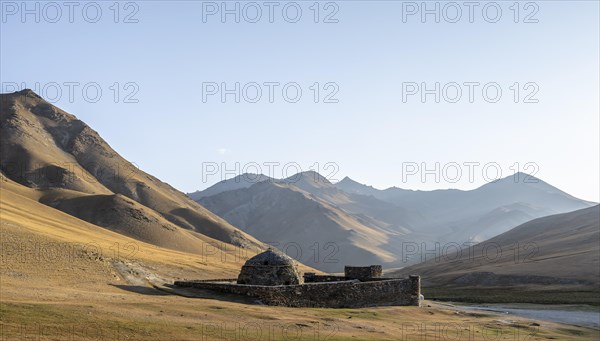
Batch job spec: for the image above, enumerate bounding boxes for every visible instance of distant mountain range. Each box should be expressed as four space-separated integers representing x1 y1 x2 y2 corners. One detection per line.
188 173 273 201
192 171 595 271
197 172 412 272
392 205 600 289
2 89 595 277
0 90 264 256
337 173 595 241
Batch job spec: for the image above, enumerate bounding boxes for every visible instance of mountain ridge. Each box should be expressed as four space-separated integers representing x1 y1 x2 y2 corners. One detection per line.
391 205 600 288
196 170 593 271
1 90 264 253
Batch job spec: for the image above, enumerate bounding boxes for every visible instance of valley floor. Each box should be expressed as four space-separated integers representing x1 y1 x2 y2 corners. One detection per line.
1 239 598 340
2 291 599 340
1 191 598 340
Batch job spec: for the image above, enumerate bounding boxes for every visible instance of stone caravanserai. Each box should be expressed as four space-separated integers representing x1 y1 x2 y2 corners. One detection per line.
175 249 421 308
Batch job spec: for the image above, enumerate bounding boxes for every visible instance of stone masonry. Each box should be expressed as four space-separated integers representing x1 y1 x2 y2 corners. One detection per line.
175 250 421 308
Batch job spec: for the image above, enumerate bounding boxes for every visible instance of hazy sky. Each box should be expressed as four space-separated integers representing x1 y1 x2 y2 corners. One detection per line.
2 1 599 201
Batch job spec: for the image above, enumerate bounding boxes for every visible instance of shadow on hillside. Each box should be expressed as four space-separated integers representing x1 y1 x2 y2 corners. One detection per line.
110 283 261 304
111 284 170 296
161 284 260 305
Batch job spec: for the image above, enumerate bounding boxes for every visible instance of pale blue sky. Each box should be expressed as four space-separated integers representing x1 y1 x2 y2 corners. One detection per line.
2 1 599 201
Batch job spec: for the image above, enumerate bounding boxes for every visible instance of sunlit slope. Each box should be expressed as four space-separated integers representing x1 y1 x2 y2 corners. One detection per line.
188 173 274 200
392 205 600 288
1 171 318 274
1 182 596 340
199 175 409 272
0 174 248 273
0 89 262 249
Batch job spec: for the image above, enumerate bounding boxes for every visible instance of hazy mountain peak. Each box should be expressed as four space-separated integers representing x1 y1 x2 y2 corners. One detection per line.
495 172 543 184
480 172 560 194
334 176 381 196
231 172 269 183
187 173 272 200
285 170 331 184
338 176 360 185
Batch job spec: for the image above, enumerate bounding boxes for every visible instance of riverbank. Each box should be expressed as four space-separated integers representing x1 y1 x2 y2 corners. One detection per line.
452 303 600 329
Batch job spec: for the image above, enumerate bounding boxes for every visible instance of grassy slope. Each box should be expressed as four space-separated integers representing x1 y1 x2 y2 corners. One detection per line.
1 182 598 340
392 206 600 305
0 90 263 249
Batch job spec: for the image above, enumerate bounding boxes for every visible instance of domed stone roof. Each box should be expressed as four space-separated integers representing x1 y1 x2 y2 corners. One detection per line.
244 249 295 267
237 249 302 286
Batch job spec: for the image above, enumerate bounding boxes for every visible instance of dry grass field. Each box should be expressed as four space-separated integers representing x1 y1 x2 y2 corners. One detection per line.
2 180 598 340
1 90 598 339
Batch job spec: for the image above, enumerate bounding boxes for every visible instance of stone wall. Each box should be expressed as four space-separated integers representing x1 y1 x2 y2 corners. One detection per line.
303 274 398 283
189 279 237 283
303 273 347 283
344 265 383 281
174 276 420 308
